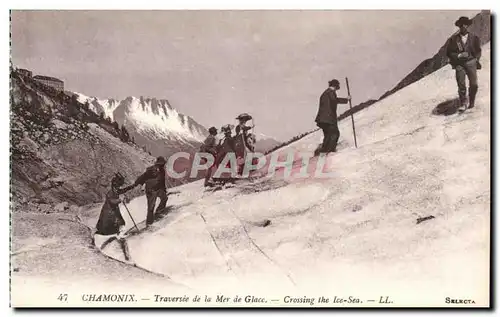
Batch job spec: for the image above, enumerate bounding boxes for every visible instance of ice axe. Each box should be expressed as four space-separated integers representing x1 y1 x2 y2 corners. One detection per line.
345 77 358 148
122 201 140 232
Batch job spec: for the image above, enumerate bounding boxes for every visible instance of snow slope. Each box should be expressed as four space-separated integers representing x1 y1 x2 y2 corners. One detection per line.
92 44 490 306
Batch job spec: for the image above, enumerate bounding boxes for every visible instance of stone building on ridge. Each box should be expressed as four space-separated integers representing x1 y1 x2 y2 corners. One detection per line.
17 68 33 78
33 75 64 91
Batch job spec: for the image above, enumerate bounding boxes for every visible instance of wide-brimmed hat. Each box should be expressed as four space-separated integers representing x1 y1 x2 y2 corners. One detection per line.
455 16 472 27
236 113 252 121
155 156 167 165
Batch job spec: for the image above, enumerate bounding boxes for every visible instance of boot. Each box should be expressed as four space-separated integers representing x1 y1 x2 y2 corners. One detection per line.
458 98 468 112
204 178 216 187
468 86 478 109
314 143 323 156
458 89 468 112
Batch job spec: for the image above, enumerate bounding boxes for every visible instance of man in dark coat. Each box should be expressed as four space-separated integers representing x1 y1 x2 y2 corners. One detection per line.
214 125 237 183
132 156 168 227
446 16 482 111
315 79 351 154
201 127 218 157
216 125 236 165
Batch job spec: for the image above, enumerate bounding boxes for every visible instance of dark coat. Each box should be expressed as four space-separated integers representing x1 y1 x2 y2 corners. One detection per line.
134 165 166 192
216 136 236 166
96 186 129 235
446 32 482 69
200 134 217 155
315 88 349 125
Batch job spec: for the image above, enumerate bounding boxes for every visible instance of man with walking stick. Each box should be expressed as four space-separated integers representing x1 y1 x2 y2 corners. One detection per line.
314 79 351 155
130 156 169 228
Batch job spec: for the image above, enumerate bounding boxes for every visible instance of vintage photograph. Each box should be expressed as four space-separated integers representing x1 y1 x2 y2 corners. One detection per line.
9 10 491 307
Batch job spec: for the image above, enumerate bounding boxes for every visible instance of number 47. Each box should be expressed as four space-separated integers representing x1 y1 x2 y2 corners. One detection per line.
57 294 68 302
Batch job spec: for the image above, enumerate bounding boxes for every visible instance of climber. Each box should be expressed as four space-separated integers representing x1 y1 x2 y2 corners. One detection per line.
95 172 135 260
130 156 169 227
314 79 351 155
445 16 482 112
235 113 254 137
96 172 135 236
234 113 257 175
212 124 237 184
200 127 219 187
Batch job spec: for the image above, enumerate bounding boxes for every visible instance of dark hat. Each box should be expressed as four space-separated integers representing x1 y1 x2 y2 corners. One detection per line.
221 124 233 133
328 79 340 87
208 126 217 134
455 16 472 27
111 172 125 187
155 156 167 165
236 113 252 121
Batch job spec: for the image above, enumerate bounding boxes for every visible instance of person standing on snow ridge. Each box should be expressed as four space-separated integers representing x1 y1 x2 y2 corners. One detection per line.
235 114 255 152
216 125 236 165
131 156 168 227
446 16 482 112
235 115 253 137
200 127 218 187
315 79 351 155
213 125 237 182
201 126 218 156
234 114 256 175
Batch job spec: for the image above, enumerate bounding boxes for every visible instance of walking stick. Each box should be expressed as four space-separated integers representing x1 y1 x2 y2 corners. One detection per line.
345 77 358 148
122 201 140 232
252 116 256 139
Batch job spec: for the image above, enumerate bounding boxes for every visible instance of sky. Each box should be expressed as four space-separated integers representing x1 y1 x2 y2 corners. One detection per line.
11 10 480 141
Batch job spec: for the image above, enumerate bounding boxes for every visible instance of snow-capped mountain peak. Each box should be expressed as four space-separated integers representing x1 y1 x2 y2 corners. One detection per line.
74 92 120 121
118 96 206 142
73 92 207 144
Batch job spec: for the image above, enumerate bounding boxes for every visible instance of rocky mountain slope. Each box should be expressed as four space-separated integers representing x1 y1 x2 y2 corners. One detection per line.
254 133 282 153
10 71 155 211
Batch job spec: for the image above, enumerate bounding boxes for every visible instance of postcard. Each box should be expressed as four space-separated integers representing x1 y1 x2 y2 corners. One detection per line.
9 9 491 308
